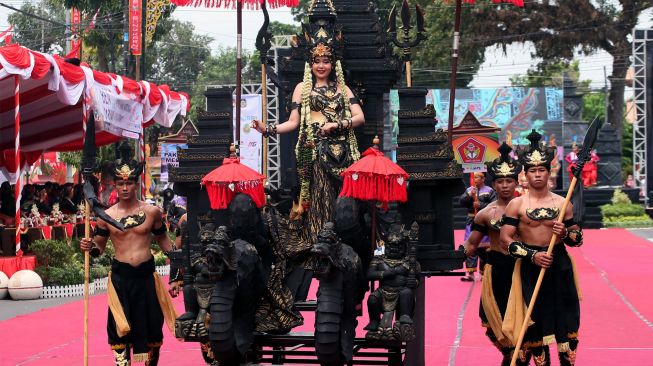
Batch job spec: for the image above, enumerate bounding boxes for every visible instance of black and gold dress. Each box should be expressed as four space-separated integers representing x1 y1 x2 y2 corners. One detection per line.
292 82 360 255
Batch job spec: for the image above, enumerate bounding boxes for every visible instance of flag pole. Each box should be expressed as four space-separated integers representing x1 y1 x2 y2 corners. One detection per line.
14 75 21 254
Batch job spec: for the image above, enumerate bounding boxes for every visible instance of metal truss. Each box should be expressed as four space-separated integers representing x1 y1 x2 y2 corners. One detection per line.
632 29 651 206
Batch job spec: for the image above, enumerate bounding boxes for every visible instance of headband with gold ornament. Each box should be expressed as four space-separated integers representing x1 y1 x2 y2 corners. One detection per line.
488 142 522 180
518 129 556 170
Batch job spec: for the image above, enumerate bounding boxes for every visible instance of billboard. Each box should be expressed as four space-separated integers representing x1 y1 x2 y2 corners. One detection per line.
390 87 564 147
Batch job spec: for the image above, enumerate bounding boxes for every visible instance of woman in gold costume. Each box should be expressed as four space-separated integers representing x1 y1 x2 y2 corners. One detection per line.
253 25 364 247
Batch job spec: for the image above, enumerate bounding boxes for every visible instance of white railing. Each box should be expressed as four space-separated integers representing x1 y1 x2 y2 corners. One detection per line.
39 265 170 299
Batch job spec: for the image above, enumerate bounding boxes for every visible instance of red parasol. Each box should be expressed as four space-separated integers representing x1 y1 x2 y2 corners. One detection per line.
444 0 524 143
340 137 409 251
201 146 266 209
340 142 409 206
170 0 299 152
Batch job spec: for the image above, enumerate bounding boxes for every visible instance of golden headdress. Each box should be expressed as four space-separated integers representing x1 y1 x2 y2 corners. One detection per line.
518 129 556 171
112 141 143 182
488 142 522 180
299 0 341 64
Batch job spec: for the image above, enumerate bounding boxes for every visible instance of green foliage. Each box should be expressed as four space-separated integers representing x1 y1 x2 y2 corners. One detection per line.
32 239 113 286
610 188 632 205
8 0 66 52
153 251 168 267
600 189 653 228
60 144 115 173
510 60 590 89
600 203 644 218
602 215 653 228
583 92 606 123
188 47 257 121
36 262 85 286
31 239 76 268
145 19 213 93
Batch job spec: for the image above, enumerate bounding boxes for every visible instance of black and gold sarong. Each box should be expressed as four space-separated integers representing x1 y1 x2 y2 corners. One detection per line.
107 257 178 362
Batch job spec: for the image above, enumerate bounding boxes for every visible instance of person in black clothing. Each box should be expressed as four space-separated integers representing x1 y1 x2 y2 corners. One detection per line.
0 182 15 225
459 172 496 281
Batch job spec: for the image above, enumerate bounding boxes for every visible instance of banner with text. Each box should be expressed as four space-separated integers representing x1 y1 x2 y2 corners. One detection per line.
234 94 263 173
92 85 143 139
70 8 81 58
129 0 141 55
160 143 187 183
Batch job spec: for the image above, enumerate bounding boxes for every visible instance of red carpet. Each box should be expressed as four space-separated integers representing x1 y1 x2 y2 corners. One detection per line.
1 229 652 365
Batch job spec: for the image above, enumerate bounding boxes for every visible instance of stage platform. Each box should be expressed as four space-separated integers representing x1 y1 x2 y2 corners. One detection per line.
0 228 651 365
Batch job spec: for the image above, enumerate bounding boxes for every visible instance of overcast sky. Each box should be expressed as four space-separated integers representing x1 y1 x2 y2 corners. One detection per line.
0 2 651 90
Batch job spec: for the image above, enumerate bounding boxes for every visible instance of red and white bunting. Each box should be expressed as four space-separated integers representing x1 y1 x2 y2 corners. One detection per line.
0 25 13 45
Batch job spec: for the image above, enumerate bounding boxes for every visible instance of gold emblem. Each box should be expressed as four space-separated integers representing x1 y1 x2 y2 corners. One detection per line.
311 43 332 58
116 164 135 181
514 245 528 257
497 162 513 176
527 150 544 165
316 27 328 39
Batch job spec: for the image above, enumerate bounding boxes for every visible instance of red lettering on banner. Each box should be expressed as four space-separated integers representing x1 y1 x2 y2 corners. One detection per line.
129 0 141 55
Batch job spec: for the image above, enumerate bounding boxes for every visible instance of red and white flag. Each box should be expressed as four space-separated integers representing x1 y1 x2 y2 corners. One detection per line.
0 25 14 44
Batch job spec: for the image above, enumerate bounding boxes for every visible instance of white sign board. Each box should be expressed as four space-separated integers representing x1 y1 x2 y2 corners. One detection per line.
160 143 187 183
462 163 487 174
92 85 143 139
233 94 263 173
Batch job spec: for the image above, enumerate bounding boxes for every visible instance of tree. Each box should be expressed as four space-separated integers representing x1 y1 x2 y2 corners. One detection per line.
8 0 66 53
510 60 591 89
145 19 213 93
187 47 257 121
469 0 653 134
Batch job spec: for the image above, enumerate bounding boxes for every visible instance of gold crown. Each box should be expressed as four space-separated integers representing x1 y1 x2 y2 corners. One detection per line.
115 164 136 181
310 43 333 59
488 142 522 179
518 130 555 169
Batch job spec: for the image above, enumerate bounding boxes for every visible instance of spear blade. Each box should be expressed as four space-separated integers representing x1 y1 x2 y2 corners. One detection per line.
572 116 601 179
387 4 397 34
255 0 272 64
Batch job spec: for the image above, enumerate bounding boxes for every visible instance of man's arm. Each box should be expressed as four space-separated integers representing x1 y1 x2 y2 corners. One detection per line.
499 199 520 251
462 210 489 257
79 220 109 255
553 202 583 247
151 208 173 252
459 188 474 208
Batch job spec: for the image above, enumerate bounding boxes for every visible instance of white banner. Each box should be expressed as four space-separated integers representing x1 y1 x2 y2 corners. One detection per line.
462 163 487 174
92 85 143 139
234 94 263 173
160 143 187 183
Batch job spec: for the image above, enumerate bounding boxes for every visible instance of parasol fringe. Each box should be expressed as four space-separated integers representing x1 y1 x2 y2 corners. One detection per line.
205 180 266 209
170 0 299 9
340 173 407 204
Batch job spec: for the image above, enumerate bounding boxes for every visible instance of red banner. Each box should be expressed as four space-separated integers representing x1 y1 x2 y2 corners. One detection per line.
70 8 81 58
129 0 141 55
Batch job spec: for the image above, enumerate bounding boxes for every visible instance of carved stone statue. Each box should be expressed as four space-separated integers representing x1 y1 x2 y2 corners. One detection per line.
312 222 366 366
364 222 421 341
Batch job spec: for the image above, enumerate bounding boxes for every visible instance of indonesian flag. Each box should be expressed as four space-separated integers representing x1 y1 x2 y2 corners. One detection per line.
65 9 100 59
0 25 13 45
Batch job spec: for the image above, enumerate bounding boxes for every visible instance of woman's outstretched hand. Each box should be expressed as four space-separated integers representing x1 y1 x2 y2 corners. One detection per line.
251 119 266 134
